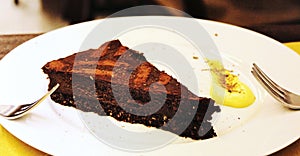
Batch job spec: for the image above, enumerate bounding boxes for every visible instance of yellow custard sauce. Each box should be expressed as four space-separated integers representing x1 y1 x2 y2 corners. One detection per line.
207 60 256 108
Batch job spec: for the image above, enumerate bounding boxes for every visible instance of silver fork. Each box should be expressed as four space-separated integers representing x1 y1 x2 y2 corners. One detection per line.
0 84 59 120
251 63 300 109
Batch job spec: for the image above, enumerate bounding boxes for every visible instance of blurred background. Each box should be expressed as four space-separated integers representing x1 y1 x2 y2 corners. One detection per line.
1 0 300 41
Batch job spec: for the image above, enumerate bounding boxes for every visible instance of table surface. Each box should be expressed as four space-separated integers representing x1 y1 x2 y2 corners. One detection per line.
0 26 300 155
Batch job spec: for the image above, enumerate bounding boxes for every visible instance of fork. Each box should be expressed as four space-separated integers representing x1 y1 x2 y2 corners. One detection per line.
0 84 59 120
251 63 300 109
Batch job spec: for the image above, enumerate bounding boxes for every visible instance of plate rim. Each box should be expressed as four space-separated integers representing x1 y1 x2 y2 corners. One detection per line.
0 16 300 155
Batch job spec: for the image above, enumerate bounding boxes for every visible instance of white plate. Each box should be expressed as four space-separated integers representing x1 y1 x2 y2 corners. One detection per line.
1 16 300 156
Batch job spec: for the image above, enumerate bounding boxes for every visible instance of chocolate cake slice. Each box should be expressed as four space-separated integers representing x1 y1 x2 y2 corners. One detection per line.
42 40 220 140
